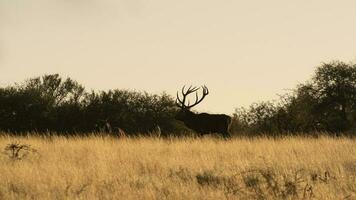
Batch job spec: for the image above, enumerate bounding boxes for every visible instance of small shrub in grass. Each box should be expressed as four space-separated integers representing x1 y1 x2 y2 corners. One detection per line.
238 168 342 199
196 171 241 195
3 142 38 160
196 171 224 188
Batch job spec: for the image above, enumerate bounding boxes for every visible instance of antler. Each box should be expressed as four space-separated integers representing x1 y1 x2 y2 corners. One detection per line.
176 85 209 109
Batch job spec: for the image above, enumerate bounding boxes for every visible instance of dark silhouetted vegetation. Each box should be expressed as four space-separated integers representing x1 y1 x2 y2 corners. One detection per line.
0 74 180 135
0 60 355 136
232 61 356 136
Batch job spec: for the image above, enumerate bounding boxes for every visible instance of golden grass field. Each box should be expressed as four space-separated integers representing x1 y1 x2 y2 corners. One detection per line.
0 134 355 200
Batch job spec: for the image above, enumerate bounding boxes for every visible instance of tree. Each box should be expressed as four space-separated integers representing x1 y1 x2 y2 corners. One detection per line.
313 61 356 132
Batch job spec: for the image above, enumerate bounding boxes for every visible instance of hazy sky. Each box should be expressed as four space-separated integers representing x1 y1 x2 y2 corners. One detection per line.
1 0 356 114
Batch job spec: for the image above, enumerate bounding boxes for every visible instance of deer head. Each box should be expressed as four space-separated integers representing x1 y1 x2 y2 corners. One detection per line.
175 85 209 120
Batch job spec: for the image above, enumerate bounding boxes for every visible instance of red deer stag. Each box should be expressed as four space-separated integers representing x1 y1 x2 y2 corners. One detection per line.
175 85 232 138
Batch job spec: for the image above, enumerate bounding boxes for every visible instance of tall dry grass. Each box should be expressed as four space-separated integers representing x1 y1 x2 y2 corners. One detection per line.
0 134 355 199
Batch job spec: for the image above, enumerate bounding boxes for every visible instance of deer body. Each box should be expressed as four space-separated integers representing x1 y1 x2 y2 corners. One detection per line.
175 86 232 138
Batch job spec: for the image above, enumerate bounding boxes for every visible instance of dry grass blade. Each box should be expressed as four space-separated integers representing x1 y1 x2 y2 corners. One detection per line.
0 134 354 200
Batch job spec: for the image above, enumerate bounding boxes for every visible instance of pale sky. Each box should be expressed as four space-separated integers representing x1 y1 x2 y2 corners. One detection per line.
1 0 356 114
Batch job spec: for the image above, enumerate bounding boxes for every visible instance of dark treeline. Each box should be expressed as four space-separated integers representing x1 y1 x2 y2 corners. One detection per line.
0 74 185 135
0 60 355 136
233 61 356 136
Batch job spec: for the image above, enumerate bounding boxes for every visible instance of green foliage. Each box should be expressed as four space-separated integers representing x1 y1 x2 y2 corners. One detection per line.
313 61 356 131
0 74 179 135
83 89 177 134
0 74 86 133
233 102 279 135
0 60 355 136
233 60 356 135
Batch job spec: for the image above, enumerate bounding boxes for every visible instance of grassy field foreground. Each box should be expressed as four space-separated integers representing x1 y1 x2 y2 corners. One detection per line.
0 134 355 200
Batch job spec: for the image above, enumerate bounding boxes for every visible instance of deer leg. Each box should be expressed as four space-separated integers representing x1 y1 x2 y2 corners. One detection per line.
222 131 231 139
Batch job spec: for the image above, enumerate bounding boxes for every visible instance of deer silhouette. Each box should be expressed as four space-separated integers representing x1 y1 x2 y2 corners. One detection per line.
175 85 232 138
